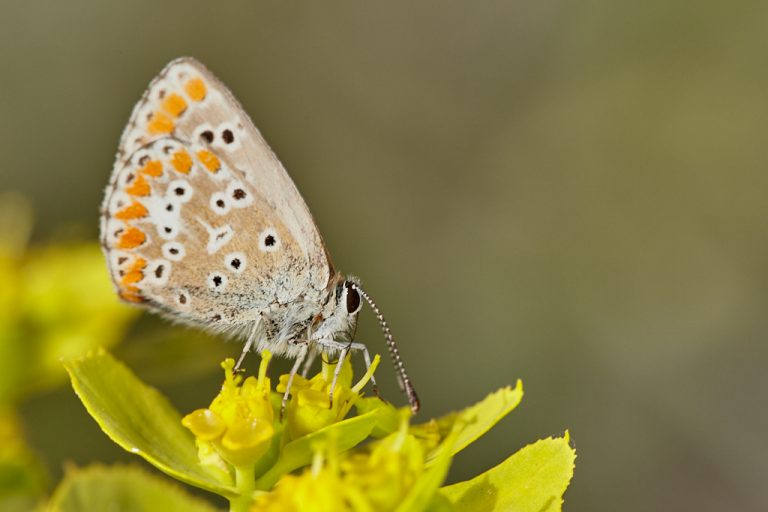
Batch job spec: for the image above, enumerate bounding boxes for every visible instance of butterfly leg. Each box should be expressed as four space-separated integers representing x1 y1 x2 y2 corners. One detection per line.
281 343 308 420
328 345 350 408
234 319 261 372
316 339 380 399
234 336 254 373
301 347 319 378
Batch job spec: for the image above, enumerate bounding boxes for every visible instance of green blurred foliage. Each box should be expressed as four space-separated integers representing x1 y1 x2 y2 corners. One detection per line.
0 195 138 404
48 465 218 512
0 409 47 512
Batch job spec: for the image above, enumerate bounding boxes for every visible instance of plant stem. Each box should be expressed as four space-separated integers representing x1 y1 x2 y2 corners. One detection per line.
230 465 256 512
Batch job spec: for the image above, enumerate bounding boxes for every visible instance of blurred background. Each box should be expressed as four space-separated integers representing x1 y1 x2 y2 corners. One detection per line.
1 1 766 510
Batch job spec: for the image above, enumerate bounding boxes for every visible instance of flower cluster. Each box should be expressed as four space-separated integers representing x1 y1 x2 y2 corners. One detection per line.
63 349 575 512
252 412 433 511
183 355 275 469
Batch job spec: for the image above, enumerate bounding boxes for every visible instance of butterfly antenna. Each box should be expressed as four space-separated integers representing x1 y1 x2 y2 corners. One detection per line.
351 284 420 413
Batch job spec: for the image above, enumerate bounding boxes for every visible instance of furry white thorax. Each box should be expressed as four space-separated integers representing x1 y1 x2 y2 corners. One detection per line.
247 274 361 359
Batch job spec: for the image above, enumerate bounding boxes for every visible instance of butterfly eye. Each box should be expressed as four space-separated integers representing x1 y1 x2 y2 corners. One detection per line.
344 282 362 314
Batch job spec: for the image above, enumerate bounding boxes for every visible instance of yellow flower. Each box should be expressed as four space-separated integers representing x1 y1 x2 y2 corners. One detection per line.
251 462 359 512
341 412 426 511
182 352 275 468
277 354 380 440
252 412 430 511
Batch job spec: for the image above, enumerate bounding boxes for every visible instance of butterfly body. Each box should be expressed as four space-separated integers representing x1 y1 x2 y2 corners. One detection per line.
100 57 418 412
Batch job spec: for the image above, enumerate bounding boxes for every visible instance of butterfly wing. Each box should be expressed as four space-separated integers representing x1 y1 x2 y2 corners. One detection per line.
101 58 334 327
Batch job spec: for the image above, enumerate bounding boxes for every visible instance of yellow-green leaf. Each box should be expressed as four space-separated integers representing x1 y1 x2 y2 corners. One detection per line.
64 350 236 497
395 430 457 512
254 408 380 490
439 433 576 512
415 381 524 463
47 464 221 512
354 396 400 438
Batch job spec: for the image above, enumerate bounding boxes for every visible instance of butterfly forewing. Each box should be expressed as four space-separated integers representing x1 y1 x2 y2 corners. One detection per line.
101 58 333 327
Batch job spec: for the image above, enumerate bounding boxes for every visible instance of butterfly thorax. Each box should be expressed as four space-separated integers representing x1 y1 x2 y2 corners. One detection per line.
252 274 362 358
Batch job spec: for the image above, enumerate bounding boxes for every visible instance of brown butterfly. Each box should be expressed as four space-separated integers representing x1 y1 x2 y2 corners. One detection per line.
100 57 419 412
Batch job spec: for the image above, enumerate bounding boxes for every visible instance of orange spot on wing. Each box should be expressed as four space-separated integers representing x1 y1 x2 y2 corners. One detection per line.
197 149 220 173
120 257 147 285
171 150 192 174
119 285 144 303
147 111 174 134
117 226 146 249
162 93 187 117
125 173 150 196
115 201 148 220
141 160 163 177
184 78 207 101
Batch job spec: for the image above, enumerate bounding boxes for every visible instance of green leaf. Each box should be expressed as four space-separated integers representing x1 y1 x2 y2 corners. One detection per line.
355 396 400 438
439 433 576 512
254 409 380 490
47 464 221 512
64 350 236 497
414 381 524 463
395 430 457 512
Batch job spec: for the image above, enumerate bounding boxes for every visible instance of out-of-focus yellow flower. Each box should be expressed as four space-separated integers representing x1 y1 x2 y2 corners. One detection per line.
250 458 360 512
0 193 138 403
341 412 426 511
252 412 427 512
277 353 380 440
183 353 276 468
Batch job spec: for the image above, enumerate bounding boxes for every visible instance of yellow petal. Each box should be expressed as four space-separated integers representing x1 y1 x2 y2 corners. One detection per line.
181 409 226 441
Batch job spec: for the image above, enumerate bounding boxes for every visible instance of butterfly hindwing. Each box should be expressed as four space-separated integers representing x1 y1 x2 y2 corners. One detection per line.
102 58 334 328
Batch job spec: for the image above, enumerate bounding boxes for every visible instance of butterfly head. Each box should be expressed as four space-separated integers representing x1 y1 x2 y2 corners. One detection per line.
316 276 364 342
326 276 420 414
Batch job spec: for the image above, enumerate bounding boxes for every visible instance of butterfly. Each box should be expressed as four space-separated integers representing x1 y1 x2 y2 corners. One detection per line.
100 57 419 413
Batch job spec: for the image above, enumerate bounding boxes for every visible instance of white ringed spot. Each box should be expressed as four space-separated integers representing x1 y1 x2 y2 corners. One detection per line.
146 259 171 285
162 241 186 261
258 228 280 252
208 271 228 291
224 252 246 274
156 222 179 240
209 191 231 215
176 288 191 308
193 123 216 146
166 179 193 203
215 121 242 151
108 191 131 214
227 181 253 208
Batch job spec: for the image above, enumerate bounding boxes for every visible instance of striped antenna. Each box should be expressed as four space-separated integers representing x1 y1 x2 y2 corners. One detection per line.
351 283 420 413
